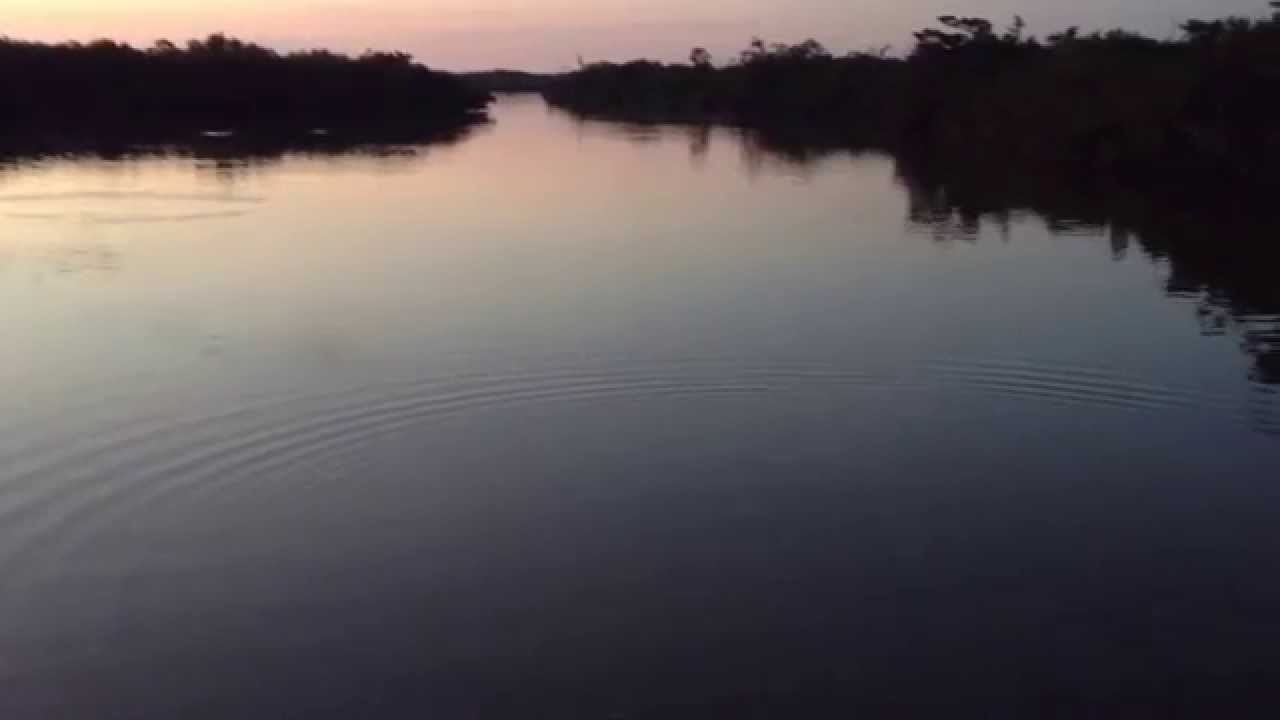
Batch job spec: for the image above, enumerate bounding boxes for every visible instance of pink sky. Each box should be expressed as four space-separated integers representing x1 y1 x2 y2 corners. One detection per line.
5 0 1270 71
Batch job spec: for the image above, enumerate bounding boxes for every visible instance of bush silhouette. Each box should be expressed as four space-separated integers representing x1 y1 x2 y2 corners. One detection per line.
545 5 1280 190
0 34 491 143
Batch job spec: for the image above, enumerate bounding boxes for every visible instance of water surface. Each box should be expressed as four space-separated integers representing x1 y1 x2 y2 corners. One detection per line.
2 95 1279 716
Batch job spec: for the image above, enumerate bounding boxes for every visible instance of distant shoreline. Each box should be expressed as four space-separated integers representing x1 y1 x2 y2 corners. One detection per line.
542 7 1280 196
0 34 492 146
0 119 488 160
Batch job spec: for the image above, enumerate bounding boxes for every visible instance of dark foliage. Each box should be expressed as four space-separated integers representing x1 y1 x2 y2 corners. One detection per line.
543 39 905 145
544 4 1280 192
461 70 562 94
0 34 491 144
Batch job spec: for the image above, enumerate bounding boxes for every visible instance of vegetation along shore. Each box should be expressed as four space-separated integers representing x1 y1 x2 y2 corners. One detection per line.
0 34 491 148
544 4 1280 193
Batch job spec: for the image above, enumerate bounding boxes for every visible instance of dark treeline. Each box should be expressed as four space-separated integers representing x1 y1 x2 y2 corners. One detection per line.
544 4 1280 191
0 34 491 145
462 70 562 94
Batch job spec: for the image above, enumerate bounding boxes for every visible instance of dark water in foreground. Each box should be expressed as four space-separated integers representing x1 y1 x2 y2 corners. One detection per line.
2 95 1279 717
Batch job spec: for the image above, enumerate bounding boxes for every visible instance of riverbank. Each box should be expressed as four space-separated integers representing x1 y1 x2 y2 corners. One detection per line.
544 7 1280 194
0 35 491 145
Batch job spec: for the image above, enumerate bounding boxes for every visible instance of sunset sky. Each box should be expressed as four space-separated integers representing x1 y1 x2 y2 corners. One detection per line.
5 1 1269 71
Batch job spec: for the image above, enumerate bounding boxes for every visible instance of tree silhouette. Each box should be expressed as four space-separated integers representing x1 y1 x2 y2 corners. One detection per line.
0 33 490 144
546 5 1280 194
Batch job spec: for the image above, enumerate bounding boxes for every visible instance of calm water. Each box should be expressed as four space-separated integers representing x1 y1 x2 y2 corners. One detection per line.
3 95 1279 717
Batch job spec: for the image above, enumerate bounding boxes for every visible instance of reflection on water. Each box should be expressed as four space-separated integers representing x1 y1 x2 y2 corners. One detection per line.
893 152 1280 434
579 110 1280 406
2 95 1279 717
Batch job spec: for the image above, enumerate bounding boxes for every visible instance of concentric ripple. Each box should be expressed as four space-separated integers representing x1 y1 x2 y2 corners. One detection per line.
0 357 1260 588
0 190 263 225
